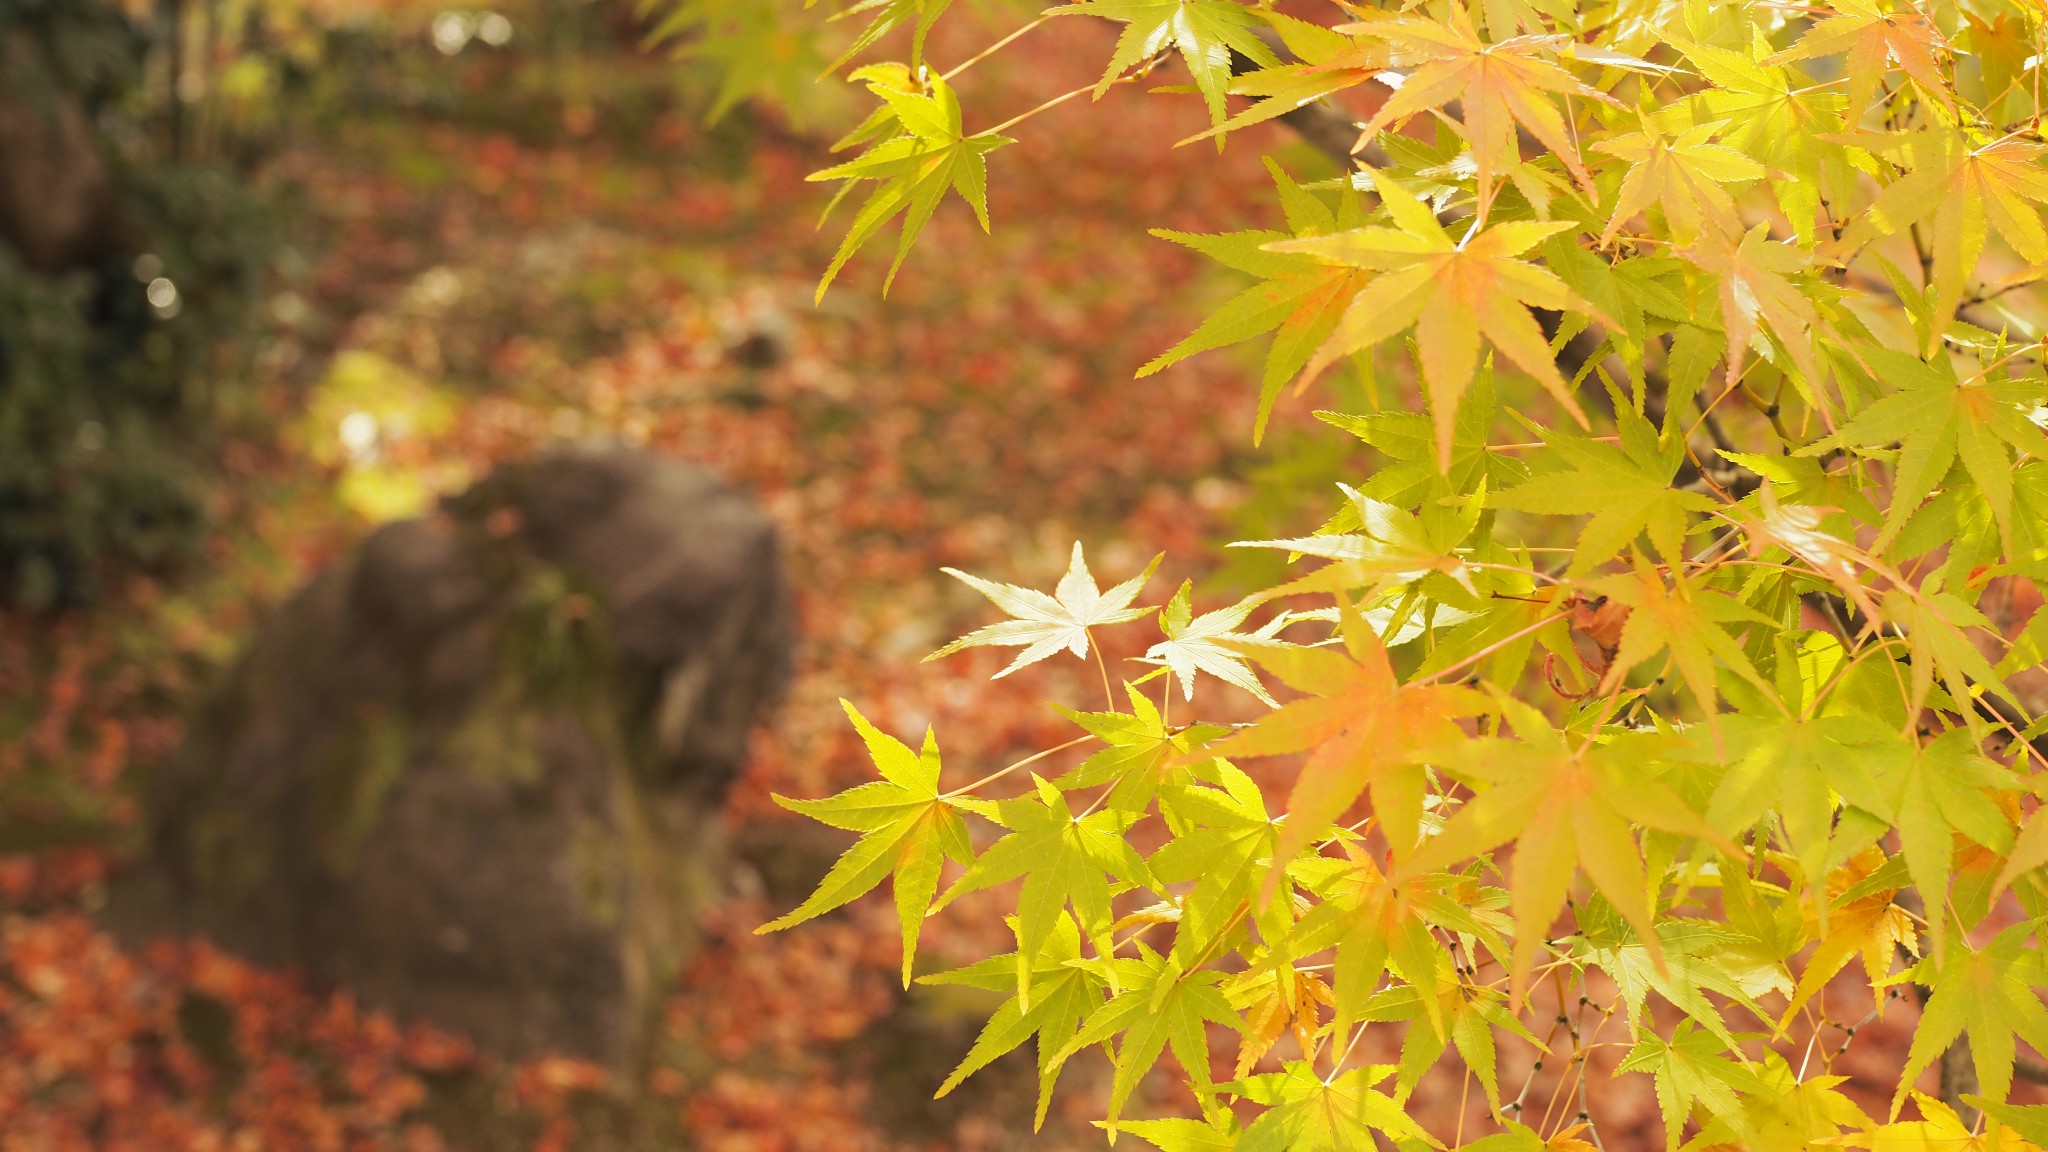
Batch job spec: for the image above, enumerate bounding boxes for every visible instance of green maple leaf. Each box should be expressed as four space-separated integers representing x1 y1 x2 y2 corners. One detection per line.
1492 413 1718 576
1354 970 1540 1113
1708 711 1900 919
826 0 955 71
1055 683 1227 814
1616 1021 1769 1148
1898 923 2048 1116
1146 762 1279 966
935 775 1152 1007
1881 585 2016 720
1234 479 1483 604
1684 1056 1871 1150
641 0 828 124
809 72 1012 299
1578 918 1781 1061
1266 169 1606 468
1101 1117 1238 1152
1971 1097 2048 1144
1802 346 2048 552
922 912 1106 1127
1053 945 1241 1126
931 542 1160 677
1144 160 1369 441
1827 729 2017 961
1228 1061 1443 1151
1047 0 1278 129
1317 363 1531 508
1180 28 1389 146
761 701 973 986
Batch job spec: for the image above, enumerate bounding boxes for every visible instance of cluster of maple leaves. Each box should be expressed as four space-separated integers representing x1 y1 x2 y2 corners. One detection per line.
697 0 2048 1148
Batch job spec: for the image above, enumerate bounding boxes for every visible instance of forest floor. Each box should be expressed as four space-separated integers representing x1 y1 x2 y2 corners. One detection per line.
0 15 1932 1152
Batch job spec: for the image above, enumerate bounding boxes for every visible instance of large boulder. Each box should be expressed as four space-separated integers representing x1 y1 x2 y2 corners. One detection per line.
114 443 793 1067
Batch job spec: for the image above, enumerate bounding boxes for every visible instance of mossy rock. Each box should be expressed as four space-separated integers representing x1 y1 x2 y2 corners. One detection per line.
113 443 793 1069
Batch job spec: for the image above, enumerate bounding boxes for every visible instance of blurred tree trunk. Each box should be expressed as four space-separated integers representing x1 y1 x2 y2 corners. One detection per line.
0 32 124 272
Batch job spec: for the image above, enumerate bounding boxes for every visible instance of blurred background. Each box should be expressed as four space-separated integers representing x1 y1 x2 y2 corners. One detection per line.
0 2 1934 1150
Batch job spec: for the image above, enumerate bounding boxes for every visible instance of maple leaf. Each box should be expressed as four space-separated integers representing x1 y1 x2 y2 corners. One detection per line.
1228 1061 1443 1151
1616 1020 1770 1148
1684 222 1831 405
1781 848 1917 1023
1457 1122 1598 1151
761 701 973 986
809 72 1012 299
1763 0 1952 122
1407 701 1732 1005
1272 844 1510 1041
1047 0 1278 129
1491 417 1718 575
1102 1117 1239 1151
825 0 955 72
1053 945 1240 1126
1055 684 1227 814
1148 763 1280 967
1881 586 2016 721
1897 924 2048 1117
1234 482 1481 599
1317 362 1533 507
1341 7 1620 197
922 912 1105 1126
1827 730 2017 960
1267 169 1607 468
1591 117 1764 246
1736 482 1882 623
1591 561 1777 715
1575 916 1780 1054
1803 346 2048 551
1972 1097 2048 1145
1182 34 1393 146
1709 714 1902 921
1140 580 1287 704
1664 33 1848 239
1852 1095 2048 1149
1230 968 1333 1079
1209 602 1486 877
935 776 1152 1007
931 542 1160 677
1684 1056 1872 1150
1961 10 2037 122
655 6 829 124
1837 131 2048 352
1143 159 1371 441
1354 966 1540 1112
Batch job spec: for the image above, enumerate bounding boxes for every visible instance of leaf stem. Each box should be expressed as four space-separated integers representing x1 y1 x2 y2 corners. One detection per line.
943 735 1093 798
941 14 1051 81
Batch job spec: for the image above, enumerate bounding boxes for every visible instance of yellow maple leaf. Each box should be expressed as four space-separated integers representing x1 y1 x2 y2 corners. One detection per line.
1267 169 1609 468
1340 6 1621 203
